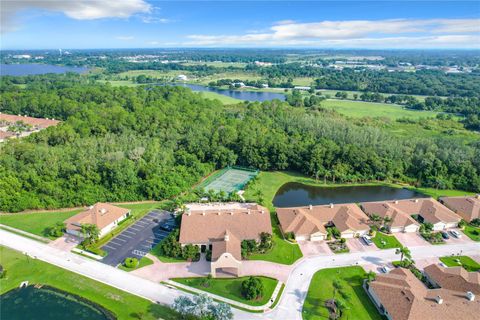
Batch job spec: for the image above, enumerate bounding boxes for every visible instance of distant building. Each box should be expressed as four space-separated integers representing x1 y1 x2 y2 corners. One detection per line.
254 61 272 67
261 83 269 88
12 54 31 59
65 203 130 238
0 113 60 141
360 201 420 233
367 264 480 320
176 74 188 81
232 82 245 88
276 203 370 241
294 86 311 91
179 203 271 277
439 195 480 222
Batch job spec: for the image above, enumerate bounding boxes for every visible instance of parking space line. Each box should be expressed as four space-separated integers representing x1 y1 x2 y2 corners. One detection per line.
129 226 143 232
103 245 117 250
112 238 127 242
135 221 150 227
124 230 137 235
109 241 124 246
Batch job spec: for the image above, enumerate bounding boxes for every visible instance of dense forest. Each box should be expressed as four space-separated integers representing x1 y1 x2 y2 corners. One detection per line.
0 74 479 212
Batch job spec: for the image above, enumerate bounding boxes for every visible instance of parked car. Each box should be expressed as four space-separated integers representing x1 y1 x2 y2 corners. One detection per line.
361 235 373 246
160 223 174 232
381 266 391 273
440 231 450 240
153 218 159 223
449 230 462 238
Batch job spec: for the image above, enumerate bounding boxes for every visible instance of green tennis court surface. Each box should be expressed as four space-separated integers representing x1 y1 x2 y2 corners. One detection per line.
202 167 258 194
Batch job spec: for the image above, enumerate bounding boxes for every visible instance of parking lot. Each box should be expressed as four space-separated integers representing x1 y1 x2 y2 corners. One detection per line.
101 209 175 266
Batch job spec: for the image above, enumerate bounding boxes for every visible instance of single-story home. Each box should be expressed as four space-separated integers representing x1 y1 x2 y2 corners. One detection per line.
276 203 370 241
362 198 460 231
367 264 479 320
439 195 480 222
65 203 130 238
179 202 271 277
360 201 420 233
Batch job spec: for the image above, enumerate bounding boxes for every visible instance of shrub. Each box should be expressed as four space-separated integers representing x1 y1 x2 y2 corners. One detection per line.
241 239 257 258
471 218 480 227
124 257 138 268
340 238 346 244
458 220 467 228
182 244 200 261
241 277 264 300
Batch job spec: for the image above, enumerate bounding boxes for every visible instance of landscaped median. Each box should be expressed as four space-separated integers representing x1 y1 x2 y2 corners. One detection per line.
439 255 480 272
168 276 283 312
371 232 402 249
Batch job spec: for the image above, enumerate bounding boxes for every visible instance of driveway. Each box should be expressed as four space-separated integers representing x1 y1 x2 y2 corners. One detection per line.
298 240 332 257
101 209 175 266
444 228 475 245
346 238 379 253
395 232 430 247
48 234 81 251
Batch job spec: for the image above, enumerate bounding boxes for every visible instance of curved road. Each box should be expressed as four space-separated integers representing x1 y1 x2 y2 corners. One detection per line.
1 229 478 320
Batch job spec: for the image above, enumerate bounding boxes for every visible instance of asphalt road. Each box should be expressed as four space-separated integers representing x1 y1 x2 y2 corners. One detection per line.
101 209 174 266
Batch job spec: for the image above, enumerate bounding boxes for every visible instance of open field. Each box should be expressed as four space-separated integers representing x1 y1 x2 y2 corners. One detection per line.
180 61 248 68
321 99 440 119
439 255 480 272
198 91 243 104
0 209 81 239
0 246 177 320
97 80 141 87
303 266 384 320
372 233 402 249
172 276 278 306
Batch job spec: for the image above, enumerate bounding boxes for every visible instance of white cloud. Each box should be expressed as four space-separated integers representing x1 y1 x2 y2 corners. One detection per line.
184 18 480 48
1 0 151 33
116 36 135 41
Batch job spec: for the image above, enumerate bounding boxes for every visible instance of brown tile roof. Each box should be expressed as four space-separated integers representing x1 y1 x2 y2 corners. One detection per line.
362 198 460 225
179 203 271 245
276 203 370 237
370 266 480 320
424 264 480 294
0 113 60 129
65 203 130 231
211 231 242 261
360 201 420 229
439 195 480 222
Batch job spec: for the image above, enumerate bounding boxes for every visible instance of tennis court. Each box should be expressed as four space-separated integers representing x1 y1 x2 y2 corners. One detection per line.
202 167 258 194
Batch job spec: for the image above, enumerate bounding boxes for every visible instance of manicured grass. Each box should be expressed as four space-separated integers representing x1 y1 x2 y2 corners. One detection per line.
303 266 384 320
118 256 154 272
372 232 402 249
406 186 475 199
0 210 81 239
198 91 243 104
172 276 278 306
439 255 480 272
0 246 178 320
463 225 480 241
248 232 303 264
97 80 141 87
321 99 440 120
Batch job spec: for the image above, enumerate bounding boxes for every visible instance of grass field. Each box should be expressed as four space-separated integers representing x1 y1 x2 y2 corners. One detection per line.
321 99 440 119
463 225 480 241
198 91 243 104
172 276 278 306
97 80 141 87
439 255 480 272
0 209 81 239
0 246 178 320
372 232 402 249
303 266 383 320
118 256 154 272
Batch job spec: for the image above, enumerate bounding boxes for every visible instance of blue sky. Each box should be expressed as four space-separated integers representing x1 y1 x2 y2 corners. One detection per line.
1 1 479 49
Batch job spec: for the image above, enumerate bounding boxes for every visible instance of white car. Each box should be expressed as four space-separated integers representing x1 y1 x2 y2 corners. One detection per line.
449 230 462 238
381 266 391 273
361 235 373 246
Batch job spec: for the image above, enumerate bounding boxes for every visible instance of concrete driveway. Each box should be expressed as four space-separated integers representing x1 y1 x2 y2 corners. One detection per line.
48 234 81 251
395 232 430 247
346 238 379 253
298 240 332 257
242 260 292 283
444 228 476 244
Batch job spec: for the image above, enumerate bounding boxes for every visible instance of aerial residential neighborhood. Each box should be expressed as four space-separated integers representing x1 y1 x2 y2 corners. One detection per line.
1 1 480 320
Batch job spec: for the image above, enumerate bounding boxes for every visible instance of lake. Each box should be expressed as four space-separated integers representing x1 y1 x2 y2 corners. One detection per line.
170 83 286 102
0 286 114 320
0 64 90 76
273 182 425 207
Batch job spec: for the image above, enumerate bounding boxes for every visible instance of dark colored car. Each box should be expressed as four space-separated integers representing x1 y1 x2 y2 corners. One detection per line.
440 231 450 239
160 223 175 232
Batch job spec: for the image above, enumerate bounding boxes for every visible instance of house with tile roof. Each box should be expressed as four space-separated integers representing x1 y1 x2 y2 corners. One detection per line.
276 203 370 241
360 201 420 233
367 265 480 320
361 198 460 231
179 203 271 277
65 203 130 238
439 195 480 222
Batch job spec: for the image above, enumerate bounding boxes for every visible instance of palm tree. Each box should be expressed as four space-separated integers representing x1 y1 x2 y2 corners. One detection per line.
395 246 411 262
369 214 382 227
383 216 393 231
366 271 376 283
81 223 100 245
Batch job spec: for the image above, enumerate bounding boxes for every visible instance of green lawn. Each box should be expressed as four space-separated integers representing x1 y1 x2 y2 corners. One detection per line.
198 91 243 104
118 256 154 272
406 186 475 199
372 232 402 249
0 246 178 320
0 210 81 239
172 276 278 306
303 266 384 320
439 255 480 272
321 99 440 120
463 225 480 241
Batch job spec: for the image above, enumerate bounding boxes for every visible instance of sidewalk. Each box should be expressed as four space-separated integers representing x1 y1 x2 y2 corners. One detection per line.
165 279 285 312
